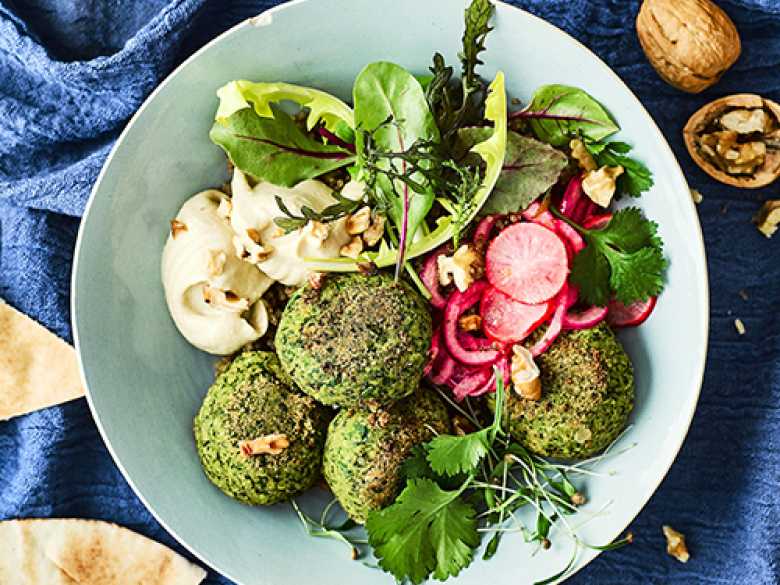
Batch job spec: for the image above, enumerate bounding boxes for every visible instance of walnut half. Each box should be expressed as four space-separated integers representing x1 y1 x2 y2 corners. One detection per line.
684 94 780 188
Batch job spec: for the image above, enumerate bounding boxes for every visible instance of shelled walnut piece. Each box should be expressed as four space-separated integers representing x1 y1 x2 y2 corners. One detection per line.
684 94 780 188
754 200 780 238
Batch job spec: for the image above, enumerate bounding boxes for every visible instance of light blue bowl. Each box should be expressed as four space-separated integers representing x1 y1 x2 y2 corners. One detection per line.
72 1 709 583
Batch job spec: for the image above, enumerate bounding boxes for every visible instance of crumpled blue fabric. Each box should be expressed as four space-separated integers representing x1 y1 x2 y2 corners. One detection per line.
1 1 778 583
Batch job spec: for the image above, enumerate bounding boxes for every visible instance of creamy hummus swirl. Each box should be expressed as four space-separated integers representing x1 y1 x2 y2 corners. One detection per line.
230 169 358 286
162 190 273 355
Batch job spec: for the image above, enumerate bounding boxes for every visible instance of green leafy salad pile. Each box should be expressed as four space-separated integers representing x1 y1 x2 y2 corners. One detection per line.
204 0 668 581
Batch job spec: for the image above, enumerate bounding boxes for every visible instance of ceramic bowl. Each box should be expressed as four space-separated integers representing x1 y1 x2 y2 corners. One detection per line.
72 1 709 583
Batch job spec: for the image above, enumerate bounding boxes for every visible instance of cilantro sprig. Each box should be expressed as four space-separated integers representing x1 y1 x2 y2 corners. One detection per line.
555 206 667 307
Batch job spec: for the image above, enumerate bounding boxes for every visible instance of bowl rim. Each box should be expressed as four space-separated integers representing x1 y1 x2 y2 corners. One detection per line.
71 1 710 582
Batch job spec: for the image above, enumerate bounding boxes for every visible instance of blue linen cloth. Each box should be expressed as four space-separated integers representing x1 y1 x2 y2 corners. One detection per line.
1 0 778 583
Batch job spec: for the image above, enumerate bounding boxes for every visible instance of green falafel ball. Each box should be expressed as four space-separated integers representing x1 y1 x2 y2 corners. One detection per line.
323 388 450 523
502 324 634 459
194 351 331 505
276 273 432 408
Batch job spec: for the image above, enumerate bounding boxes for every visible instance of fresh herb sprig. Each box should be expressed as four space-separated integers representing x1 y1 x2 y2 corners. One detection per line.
553 206 667 306
362 374 634 585
273 191 363 233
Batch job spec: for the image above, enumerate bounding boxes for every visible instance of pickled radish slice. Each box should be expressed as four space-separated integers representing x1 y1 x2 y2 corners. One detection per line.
486 223 569 304
607 296 657 327
562 305 608 330
480 286 552 344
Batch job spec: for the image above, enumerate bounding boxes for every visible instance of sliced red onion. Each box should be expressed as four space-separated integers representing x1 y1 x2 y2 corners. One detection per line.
421 247 450 309
529 285 568 358
474 214 499 243
443 281 501 366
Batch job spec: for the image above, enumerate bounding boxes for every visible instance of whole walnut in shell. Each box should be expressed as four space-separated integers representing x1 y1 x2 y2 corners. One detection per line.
684 94 780 188
636 0 741 93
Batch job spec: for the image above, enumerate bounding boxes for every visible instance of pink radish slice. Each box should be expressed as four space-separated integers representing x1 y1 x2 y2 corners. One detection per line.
559 175 584 221
522 203 556 231
429 353 457 386
486 222 569 305
423 328 442 377
529 285 568 357
607 296 657 327
421 247 451 309
583 213 612 230
563 305 608 330
474 214 499 243
452 367 494 401
480 286 552 344
444 281 501 366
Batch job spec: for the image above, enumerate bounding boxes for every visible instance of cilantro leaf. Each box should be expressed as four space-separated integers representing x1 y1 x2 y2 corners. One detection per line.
586 140 653 197
570 244 611 306
568 207 667 306
427 430 491 477
608 246 667 305
425 369 506 477
366 478 479 584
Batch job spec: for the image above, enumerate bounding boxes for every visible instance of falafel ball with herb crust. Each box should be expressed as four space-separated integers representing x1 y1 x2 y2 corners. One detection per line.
503 323 634 459
323 388 450 523
276 273 432 408
194 351 331 505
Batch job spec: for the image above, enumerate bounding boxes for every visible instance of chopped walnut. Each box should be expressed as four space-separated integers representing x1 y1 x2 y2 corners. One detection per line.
734 318 746 335
662 525 690 563
510 345 541 400
458 314 482 332
304 220 329 244
573 426 592 444
246 227 262 244
340 236 363 259
170 219 188 239
239 433 290 456
452 414 476 437
202 285 250 313
754 199 780 238
569 138 597 172
216 197 233 220
582 166 624 208
207 250 227 277
346 206 371 235
307 272 326 290
234 235 273 264
437 244 481 292
690 189 703 204
720 109 768 134
363 214 386 247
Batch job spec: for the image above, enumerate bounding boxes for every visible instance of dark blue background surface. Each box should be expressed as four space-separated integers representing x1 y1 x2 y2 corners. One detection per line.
1 1 778 583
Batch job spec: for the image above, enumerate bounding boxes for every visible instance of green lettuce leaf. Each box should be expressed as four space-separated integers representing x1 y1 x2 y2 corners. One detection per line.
459 129 567 214
209 104 354 187
215 80 354 137
353 61 441 251
525 84 619 146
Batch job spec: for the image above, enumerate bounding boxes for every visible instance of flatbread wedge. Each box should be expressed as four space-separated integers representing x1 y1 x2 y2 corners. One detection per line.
0 518 206 584
0 299 84 421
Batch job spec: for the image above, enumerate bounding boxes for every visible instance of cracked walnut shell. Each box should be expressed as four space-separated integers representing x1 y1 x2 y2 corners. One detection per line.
684 94 780 188
636 0 741 94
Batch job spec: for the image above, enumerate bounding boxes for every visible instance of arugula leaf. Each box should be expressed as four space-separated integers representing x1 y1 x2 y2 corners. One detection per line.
426 0 495 142
460 0 494 91
521 85 619 146
209 104 355 187
568 207 667 306
366 478 479 584
273 190 361 233
460 128 568 214
586 141 653 197
353 61 441 272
